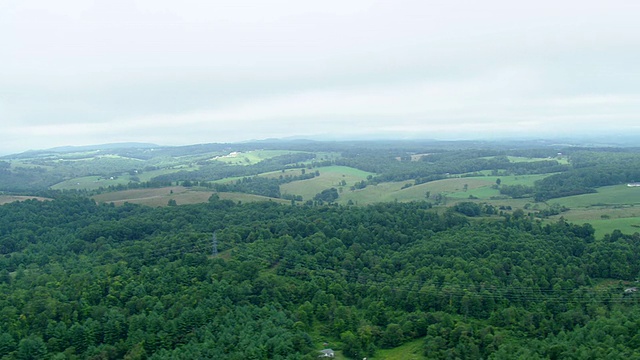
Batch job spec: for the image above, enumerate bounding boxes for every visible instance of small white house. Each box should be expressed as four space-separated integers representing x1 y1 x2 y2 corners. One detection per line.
319 349 335 358
628 183 640 187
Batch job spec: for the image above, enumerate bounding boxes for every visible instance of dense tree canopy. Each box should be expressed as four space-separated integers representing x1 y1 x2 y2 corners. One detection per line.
1 195 639 359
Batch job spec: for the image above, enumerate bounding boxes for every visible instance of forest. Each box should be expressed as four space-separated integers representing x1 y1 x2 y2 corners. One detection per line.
1 194 640 359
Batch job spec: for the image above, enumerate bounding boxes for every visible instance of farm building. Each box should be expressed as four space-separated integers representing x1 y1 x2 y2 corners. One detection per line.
318 349 335 357
627 183 640 187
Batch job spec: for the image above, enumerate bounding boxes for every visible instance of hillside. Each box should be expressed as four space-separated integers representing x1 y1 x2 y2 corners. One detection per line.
1 196 640 359
3 141 640 238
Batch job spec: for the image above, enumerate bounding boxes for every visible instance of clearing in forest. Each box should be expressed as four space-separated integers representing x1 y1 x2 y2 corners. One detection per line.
280 166 374 201
0 195 49 205
92 186 288 207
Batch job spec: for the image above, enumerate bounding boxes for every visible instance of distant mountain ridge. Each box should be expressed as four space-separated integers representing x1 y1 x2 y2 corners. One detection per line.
46 142 160 152
4 134 640 159
0 142 162 160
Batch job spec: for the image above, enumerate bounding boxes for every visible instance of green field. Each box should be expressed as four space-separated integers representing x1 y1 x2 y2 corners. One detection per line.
92 186 288 207
0 195 49 205
491 173 551 186
506 155 569 165
546 208 640 238
51 175 133 191
550 185 640 208
280 166 374 201
338 181 410 205
50 166 201 190
583 217 640 238
255 168 306 180
137 166 200 181
545 185 640 237
372 338 427 359
217 192 289 205
213 150 304 165
337 174 551 206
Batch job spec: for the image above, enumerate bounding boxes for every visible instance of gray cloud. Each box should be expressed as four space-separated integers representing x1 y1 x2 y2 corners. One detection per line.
2 0 639 154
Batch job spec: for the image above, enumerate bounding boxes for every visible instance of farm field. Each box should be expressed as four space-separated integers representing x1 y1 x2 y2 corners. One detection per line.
213 150 305 165
0 195 49 205
135 166 200 182
549 184 640 208
215 168 310 184
336 174 551 206
216 192 289 205
91 186 288 207
506 155 569 165
489 173 552 187
444 174 549 200
338 181 410 205
51 167 201 190
51 175 133 191
547 207 640 238
258 168 309 179
544 185 640 237
583 217 640 238
280 166 374 201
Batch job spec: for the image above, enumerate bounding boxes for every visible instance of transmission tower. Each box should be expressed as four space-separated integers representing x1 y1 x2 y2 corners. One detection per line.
212 231 218 257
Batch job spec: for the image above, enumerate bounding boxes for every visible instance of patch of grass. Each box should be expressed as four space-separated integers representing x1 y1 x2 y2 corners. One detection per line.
336 175 552 206
338 182 408 205
550 185 640 208
213 150 305 166
371 338 427 360
217 192 290 205
313 152 342 162
505 156 569 165
547 207 640 238
419 178 495 196
50 166 201 190
51 175 133 191
92 186 288 207
0 195 49 205
490 174 552 187
544 185 640 238
256 168 306 180
92 187 187 204
587 217 640 238
281 166 374 201
136 166 200 182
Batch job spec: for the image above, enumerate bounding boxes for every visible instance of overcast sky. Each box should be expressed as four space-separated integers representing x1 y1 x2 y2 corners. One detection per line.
2 0 639 154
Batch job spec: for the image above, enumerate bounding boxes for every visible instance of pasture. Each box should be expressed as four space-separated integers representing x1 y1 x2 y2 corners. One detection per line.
506 155 569 165
338 182 409 204
213 150 304 165
549 185 640 208
548 208 640 238
0 195 49 205
254 168 306 180
51 167 201 190
546 185 640 237
280 166 374 201
52 175 133 191
92 186 288 207
336 174 551 206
